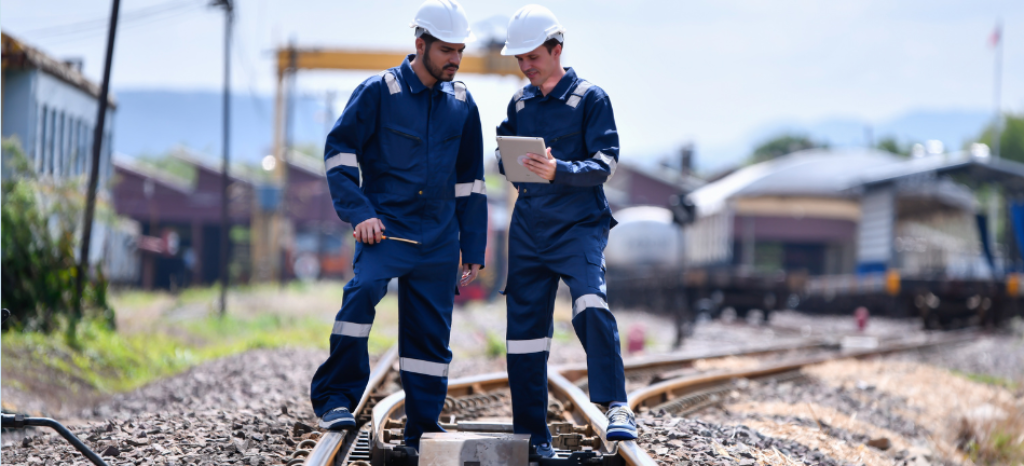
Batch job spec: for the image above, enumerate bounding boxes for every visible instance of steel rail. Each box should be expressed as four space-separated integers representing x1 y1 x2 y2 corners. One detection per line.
628 333 975 411
555 340 829 382
547 371 658 466
304 344 399 466
308 340 836 466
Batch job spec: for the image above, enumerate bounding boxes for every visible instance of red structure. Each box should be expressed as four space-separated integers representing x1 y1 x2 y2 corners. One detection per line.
112 151 352 290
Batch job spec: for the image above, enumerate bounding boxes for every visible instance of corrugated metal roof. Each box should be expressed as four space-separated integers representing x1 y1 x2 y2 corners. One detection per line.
1 32 117 108
689 148 904 216
858 150 1024 192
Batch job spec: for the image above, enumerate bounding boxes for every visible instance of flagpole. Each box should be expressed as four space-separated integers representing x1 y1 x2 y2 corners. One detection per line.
993 20 1002 159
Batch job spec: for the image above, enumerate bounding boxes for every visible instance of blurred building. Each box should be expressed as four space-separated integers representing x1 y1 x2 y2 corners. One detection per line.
685 148 993 278
606 146 705 211
112 150 351 290
1 32 137 283
112 152 253 289
1 32 114 186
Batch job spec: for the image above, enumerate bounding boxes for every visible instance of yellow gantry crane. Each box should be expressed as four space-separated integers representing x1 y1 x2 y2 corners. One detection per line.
252 44 521 282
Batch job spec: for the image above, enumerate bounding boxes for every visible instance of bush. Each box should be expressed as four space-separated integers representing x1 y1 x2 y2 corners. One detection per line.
1 138 112 337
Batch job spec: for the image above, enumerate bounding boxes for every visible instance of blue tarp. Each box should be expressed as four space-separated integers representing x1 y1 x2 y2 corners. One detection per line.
1011 202 1024 272
976 213 997 276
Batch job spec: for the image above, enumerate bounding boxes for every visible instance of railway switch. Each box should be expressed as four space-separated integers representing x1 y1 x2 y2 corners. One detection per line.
417 432 530 466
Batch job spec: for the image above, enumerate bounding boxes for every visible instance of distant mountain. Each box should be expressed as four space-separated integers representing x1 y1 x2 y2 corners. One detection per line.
112 90 343 163
696 109 993 173
113 90 995 176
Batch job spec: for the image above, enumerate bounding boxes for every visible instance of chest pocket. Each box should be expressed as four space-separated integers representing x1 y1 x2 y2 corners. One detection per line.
381 125 423 171
550 130 585 161
437 134 462 169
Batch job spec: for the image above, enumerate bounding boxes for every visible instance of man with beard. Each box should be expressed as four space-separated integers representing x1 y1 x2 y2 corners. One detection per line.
495 4 637 458
309 0 486 453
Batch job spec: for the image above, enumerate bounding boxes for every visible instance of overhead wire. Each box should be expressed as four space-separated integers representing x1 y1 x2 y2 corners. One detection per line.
20 0 200 37
28 4 208 46
228 2 269 123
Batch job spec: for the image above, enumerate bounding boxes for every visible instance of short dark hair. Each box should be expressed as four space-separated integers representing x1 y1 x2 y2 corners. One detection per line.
419 31 438 52
543 38 563 53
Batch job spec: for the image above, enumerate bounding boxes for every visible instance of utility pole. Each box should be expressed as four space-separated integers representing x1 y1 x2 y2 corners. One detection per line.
212 0 233 317
992 20 1003 159
75 0 120 333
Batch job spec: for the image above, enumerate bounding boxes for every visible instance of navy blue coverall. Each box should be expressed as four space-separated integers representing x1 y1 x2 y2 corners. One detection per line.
310 55 487 448
496 68 627 446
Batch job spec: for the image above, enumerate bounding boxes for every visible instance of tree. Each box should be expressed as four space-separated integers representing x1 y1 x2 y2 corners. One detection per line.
875 136 911 157
749 133 827 164
974 113 1024 163
1 138 112 338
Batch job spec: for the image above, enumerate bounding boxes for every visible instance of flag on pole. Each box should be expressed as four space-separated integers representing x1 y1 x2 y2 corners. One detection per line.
990 23 1001 48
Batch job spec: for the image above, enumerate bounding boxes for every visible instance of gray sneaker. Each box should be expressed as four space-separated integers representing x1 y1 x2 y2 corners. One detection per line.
318 407 355 430
605 406 638 441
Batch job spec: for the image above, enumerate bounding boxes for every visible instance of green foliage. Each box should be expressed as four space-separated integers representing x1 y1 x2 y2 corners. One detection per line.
974 113 1024 163
135 152 197 186
1 314 334 393
1 138 112 337
749 133 828 164
875 136 911 157
951 370 1019 391
484 330 506 358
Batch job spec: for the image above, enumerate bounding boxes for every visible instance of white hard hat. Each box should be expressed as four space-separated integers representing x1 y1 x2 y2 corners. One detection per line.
410 0 476 44
501 4 565 56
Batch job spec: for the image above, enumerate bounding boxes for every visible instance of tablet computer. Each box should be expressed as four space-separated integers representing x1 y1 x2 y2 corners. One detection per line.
496 136 550 184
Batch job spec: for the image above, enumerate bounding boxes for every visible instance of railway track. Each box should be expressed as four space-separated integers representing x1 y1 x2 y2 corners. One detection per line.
296 334 970 466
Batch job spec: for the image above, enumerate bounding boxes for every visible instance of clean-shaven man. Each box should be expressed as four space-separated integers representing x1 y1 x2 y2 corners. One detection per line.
310 0 487 452
495 4 638 458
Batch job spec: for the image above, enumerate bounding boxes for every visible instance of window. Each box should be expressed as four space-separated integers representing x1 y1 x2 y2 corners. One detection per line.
56 111 65 178
46 108 55 175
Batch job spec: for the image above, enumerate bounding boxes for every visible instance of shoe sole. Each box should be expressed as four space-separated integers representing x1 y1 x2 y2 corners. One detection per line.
606 427 638 441
318 418 356 430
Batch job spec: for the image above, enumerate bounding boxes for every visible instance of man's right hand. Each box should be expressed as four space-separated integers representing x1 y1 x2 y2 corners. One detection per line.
354 218 385 245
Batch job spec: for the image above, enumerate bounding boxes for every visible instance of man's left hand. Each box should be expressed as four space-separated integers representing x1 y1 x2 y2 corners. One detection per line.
461 263 482 286
524 148 556 181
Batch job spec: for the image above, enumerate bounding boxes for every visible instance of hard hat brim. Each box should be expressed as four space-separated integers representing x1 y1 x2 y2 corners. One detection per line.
501 42 546 56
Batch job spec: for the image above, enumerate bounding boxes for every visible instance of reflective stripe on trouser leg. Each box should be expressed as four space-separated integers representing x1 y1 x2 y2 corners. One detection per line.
309 275 387 418
504 215 559 446
396 239 459 449
571 298 627 404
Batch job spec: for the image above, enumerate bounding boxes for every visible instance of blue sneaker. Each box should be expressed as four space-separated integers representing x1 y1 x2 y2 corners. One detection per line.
605 406 638 441
530 443 555 459
318 407 355 430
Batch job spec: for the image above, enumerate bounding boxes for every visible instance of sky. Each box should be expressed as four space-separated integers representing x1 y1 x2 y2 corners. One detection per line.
3 0 1022 170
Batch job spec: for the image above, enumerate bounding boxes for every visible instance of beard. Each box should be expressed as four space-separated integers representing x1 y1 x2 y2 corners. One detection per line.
424 50 458 83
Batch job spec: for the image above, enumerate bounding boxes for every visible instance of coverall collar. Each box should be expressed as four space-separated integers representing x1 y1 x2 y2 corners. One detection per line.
401 53 456 96
524 67 577 101
401 54 430 94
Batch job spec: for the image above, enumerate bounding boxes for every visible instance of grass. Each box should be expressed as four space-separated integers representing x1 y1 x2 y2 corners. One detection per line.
951 370 1020 391
950 369 1024 465
960 408 1024 465
2 281 399 399
484 330 505 358
2 315 333 394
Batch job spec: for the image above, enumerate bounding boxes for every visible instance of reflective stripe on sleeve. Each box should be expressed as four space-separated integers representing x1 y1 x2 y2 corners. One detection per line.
399 357 449 377
453 82 467 102
573 81 594 96
506 337 551 354
379 70 402 95
573 294 609 318
516 100 525 112
455 179 486 197
325 153 358 171
566 80 593 109
332 321 372 338
592 151 617 179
